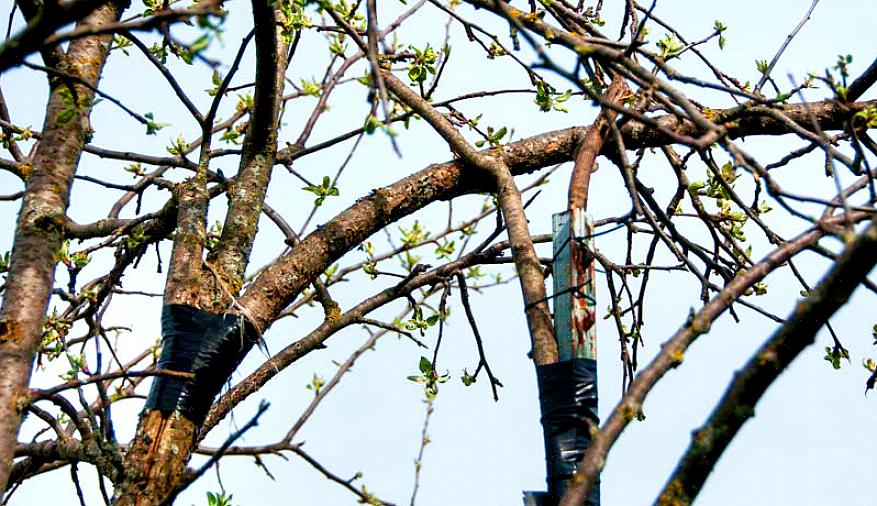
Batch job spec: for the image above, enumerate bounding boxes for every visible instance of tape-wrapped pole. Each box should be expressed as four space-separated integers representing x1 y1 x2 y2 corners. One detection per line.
525 210 600 505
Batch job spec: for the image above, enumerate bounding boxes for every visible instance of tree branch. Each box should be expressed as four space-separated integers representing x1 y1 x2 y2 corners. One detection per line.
238 97 869 333
0 0 127 493
208 0 288 302
655 219 877 506
0 0 107 72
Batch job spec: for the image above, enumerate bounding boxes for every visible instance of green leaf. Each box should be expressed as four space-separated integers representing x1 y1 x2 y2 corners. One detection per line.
657 33 685 59
305 373 325 395
419 356 432 374
364 115 381 134
490 126 507 142
461 369 476 386
144 112 168 135
301 176 339 207
301 78 321 97
823 346 849 370
756 59 769 75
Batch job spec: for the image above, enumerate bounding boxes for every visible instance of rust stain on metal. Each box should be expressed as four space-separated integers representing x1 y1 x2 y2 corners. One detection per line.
569 209 597 359
552 209 597 361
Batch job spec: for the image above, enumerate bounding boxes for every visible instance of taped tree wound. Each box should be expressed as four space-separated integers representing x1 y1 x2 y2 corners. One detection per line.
144 304 259 426
537 358 599 506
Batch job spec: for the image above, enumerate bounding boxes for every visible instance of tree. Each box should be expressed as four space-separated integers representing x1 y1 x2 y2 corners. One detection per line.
1 0 876 504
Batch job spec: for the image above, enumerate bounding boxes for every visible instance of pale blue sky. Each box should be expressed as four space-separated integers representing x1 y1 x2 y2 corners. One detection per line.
1 1 876 505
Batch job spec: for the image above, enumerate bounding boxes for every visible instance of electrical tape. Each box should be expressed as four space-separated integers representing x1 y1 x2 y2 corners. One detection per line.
144 304 259 426
536 358 600 506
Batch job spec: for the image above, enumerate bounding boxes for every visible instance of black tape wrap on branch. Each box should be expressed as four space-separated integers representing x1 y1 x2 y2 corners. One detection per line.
537 358 599 506
144 304 259 426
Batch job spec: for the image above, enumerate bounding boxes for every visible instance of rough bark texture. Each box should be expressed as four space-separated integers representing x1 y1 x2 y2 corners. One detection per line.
113 4 288 504
208 3 287 303
0 0 125 493
0 0 108 72
489 159 558 364
114 411 196 506
112 180 207 504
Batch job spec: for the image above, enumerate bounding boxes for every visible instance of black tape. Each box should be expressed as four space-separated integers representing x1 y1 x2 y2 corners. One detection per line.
536 358 599 506
144 304 258 426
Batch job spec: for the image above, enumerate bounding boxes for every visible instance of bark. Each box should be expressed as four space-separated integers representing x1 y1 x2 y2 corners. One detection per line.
489 160 558 364
208 2 288 302
113 3 288 504
242 99 870 333
349 67 557 364
568 77 626 212
107 95 877 502
0 0 126 493
0 0 109 72
0 0 870 499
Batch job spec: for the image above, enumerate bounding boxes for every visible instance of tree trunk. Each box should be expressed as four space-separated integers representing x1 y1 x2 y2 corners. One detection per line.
112 3 287 502
0 0 127 493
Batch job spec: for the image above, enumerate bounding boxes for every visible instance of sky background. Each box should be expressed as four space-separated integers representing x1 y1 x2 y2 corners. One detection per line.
1 0 876 505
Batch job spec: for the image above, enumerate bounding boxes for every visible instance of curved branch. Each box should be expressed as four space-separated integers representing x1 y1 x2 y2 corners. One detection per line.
655 219 877 506
239 98 870 332
203 235 550 434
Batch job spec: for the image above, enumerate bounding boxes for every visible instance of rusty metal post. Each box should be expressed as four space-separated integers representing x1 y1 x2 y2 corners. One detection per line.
524 209 599 506
551 208 597 361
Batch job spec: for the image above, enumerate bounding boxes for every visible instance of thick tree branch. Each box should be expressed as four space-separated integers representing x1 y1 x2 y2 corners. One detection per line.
0 0 107 72
239 98 870 333
847 55 877 102
208 1 288 304
569 77 626 211
203 235 550 434
655 219 877 506
115 4 287 505
0 0 127 493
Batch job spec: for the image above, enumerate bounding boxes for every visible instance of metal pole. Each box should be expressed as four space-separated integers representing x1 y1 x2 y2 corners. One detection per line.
524 209 599 506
